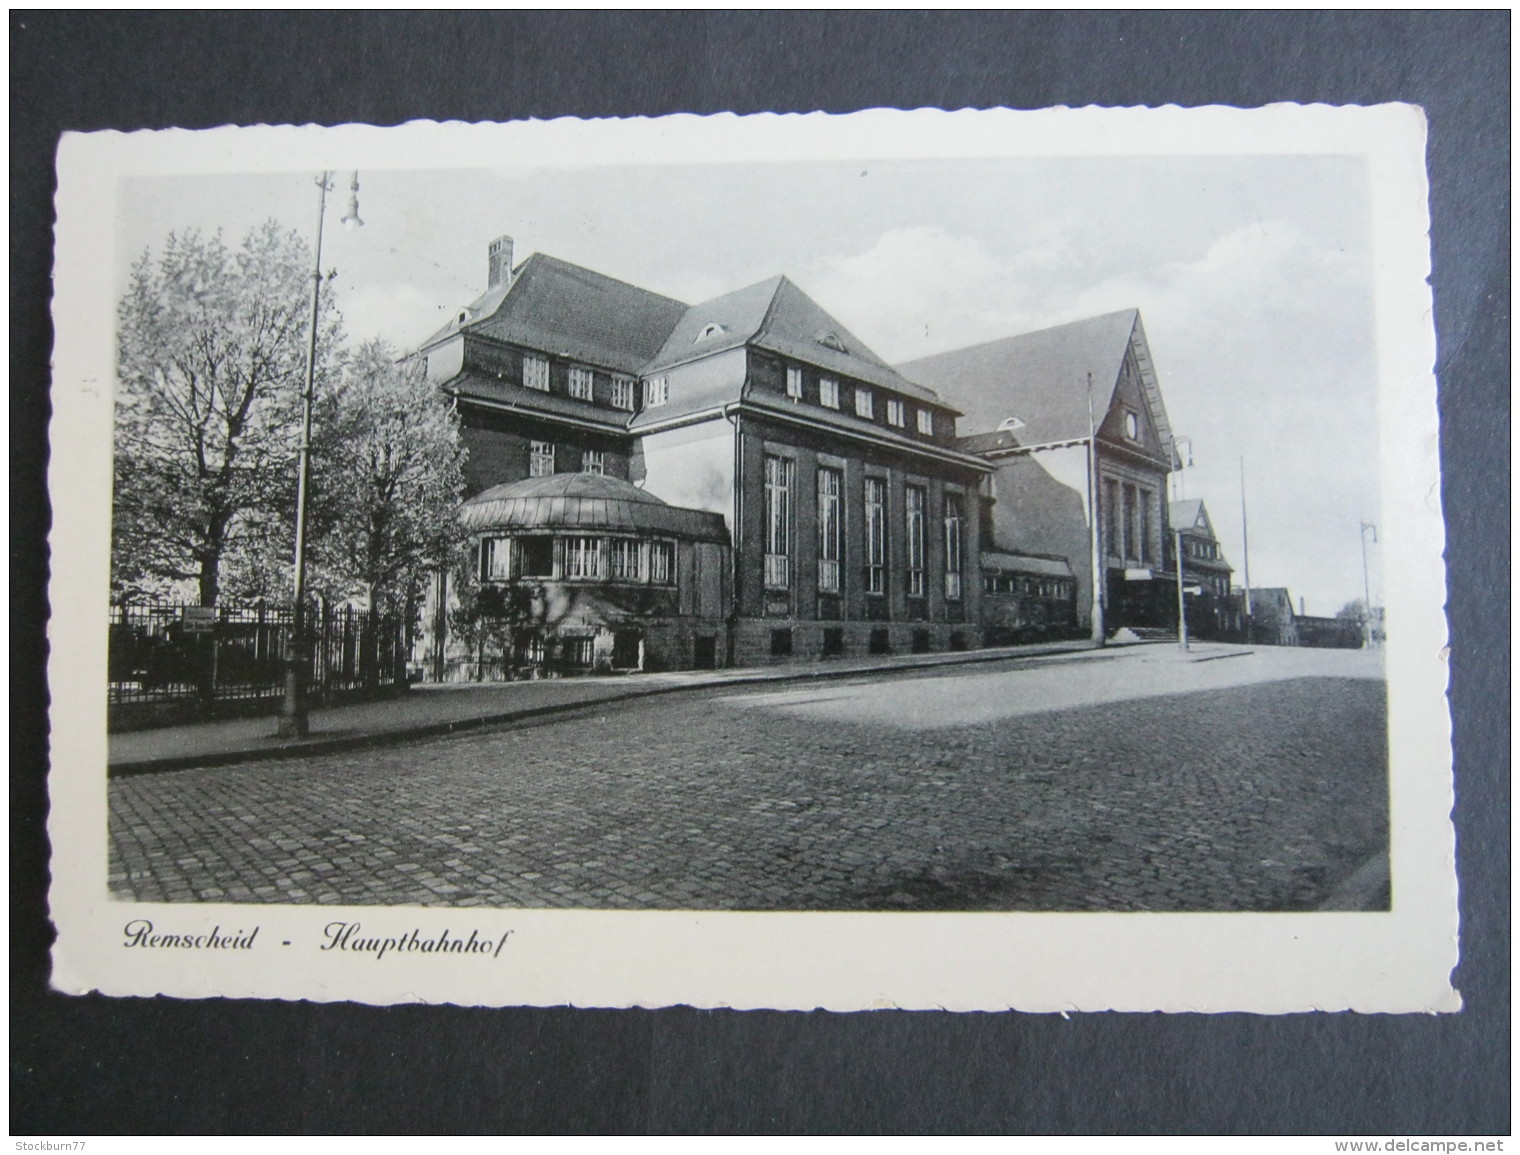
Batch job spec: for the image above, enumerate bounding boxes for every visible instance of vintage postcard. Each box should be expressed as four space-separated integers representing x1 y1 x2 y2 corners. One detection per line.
48 106 1457 1011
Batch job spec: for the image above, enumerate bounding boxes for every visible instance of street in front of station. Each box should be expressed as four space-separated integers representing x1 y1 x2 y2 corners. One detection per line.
108 644 1388 914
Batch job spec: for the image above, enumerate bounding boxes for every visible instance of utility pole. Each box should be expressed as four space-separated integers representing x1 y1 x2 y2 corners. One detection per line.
1172 437 1193 652
1239 455 1253 643
1085 370 1105 645
1360 521 1378 648
1175 526 1189 652
279 171 363 738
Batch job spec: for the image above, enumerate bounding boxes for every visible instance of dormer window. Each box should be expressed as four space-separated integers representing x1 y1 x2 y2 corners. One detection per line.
819 377 840 409
916 409 935 436
694 322 728 343
523 355 550 392
610 375 636 411
1124 410 1140 440
854 388 874 420
997 416 1026 432
785 366 803 400
568 365 594 401
817 331 848 353
886 399 905 427
644 376 669 408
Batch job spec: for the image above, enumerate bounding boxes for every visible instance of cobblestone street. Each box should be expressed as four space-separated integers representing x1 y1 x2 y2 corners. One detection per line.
108 648 1388 912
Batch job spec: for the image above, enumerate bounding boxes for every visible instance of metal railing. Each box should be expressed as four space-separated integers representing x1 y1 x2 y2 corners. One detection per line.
108 599 405 707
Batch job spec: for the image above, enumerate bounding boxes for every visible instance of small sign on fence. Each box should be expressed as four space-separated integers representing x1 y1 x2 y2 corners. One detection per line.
180 606 216 634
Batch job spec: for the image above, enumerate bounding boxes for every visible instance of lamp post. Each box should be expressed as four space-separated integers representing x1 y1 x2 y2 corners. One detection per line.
1359 520 1378 649
1171 437 1194 652
279 171 362 737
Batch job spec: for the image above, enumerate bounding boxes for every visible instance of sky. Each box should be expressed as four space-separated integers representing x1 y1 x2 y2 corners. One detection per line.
118 155 1383 616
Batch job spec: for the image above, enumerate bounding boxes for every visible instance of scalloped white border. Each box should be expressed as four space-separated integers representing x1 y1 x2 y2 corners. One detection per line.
47 106 1456 1012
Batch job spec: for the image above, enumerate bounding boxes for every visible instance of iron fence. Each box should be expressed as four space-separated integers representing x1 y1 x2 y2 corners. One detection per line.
109 599 406 707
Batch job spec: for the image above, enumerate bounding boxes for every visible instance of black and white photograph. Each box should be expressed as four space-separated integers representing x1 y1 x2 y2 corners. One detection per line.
47 107 1456 1012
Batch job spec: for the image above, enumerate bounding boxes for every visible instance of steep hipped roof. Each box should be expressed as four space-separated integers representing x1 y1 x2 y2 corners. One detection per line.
898 309 1145 447
1168 499 1206 532
644 275 944 404
424 253 690 375
459 472 728 542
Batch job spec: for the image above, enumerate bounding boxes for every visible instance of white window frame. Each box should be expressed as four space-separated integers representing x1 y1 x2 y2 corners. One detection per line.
648 540 675 585
763 455 793 590
864 476 887 595
608 537 642 581
943 492 964 600
819 376 840 409
611 375 636 411
916 408 934 435
906 484 926 598
523 354 550 392
481 537 512 582
644 376 669 408
529 441 555 477
563 536 605 580
816 466 842 593
855 388 875 420
886 398 905 427
786 366 804 400
582 449 606 476
568 365 594 401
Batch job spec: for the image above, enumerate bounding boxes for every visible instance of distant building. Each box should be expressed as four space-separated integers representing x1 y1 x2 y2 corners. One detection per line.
1241 587 1298 646
1165 498 1241 640
899 309 1178 639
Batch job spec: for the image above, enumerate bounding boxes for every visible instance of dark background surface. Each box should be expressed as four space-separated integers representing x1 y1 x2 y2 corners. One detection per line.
11 11 1509 1135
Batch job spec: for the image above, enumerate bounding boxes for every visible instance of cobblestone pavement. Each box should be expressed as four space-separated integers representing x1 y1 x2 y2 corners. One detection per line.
109 652 1389 912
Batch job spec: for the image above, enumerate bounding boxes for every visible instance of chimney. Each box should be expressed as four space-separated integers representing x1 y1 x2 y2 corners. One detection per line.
488 235 515 289
1299 596 1306 615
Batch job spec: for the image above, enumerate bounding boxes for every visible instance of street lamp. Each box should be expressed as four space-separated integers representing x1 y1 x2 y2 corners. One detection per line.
279 171 361 738
1359 521 1378 649
1171 436 1194 652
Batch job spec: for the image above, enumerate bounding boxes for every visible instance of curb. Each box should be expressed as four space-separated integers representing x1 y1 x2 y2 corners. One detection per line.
108 640 1112 777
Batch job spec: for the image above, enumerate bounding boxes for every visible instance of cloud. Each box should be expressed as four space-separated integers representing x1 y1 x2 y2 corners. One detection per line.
797 220 1380 614
337 280 464 351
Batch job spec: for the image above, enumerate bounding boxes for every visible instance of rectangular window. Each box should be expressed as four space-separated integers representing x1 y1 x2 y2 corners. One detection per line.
563 536 604 579
819 377 840 409
517 536 554 577
609 538 641 581
864 476 887 595
611 375 636 411
480 538 512 581
855 388 874 420
582 449 605 475
906 485 926 598
648 540 675 584
1140 489 1152 563
644 376 669 408
529 441 555 477
785 366 804 400
1123 483 1138 561
916 408 934 436
816 467 842 593
763 456 793 590
568 365 594 400
886 398 905 427
944 493 964 600
1103 478 1120 557
523 354 550 392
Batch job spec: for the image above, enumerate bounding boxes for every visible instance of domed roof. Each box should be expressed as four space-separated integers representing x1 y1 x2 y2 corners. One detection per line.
460 472 728 543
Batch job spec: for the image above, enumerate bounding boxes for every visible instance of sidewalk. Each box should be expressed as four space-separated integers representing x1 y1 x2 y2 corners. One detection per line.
109 637 1126 775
